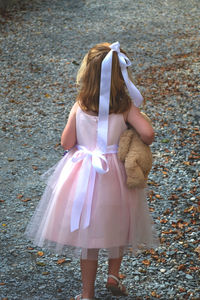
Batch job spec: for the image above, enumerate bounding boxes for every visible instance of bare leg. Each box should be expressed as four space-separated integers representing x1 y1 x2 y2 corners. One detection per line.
80 249 98 298
107 255 128 295
108 256 122 280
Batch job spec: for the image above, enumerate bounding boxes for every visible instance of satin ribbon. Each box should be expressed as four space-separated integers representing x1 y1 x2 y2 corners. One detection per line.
70 145 118 232
97 41 143 153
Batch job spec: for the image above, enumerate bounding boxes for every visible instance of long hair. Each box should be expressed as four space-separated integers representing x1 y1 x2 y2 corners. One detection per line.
76 42 132 114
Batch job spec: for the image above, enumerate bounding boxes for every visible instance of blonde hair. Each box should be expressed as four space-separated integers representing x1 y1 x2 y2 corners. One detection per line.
76 42 132 114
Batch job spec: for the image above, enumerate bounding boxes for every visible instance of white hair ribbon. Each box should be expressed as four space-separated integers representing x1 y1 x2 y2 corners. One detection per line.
97 41 143 153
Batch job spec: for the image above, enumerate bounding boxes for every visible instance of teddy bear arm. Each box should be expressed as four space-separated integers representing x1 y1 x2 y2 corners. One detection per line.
117 129 134 162
125 156 146 188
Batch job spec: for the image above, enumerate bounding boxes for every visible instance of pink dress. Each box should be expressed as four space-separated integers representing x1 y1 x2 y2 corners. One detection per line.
25 106 158 259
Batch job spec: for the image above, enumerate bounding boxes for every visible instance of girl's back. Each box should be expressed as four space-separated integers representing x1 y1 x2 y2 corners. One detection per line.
76 106 127 149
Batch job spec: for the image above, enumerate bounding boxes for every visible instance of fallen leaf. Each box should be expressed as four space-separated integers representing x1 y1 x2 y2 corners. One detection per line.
152 255 159 260
36 261 46 266
169 194 179 200
162 229 177 235
149 207 155 212
42 271 49 275
57 258 66 265
7 158 15 162
177 264 186 271
21 198 31 202
54 143 60 148
163 209 171 215
32 165 38 170
160 219 168 224
194 246 200 254
37 251 44 256
151 291 161 298
184 206 194 213
179 287 186 292
189 266 199 271
142 259 151 266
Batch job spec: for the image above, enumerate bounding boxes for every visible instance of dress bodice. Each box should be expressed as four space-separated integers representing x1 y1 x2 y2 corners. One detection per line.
76 107 127 149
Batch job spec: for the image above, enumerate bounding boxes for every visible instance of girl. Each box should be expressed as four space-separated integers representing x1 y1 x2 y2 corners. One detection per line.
25 42 158 300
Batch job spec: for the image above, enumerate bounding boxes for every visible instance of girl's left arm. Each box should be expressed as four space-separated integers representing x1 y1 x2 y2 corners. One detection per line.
61 102 78 150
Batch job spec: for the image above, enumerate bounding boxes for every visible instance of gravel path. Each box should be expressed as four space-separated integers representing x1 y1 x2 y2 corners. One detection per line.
0 0 200 299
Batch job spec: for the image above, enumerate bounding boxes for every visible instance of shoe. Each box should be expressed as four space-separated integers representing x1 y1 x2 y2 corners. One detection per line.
74 294 96 300
106 274 128 296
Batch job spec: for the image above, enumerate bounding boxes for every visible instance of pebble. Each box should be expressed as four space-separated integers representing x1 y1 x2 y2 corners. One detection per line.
134 276 140 281
16 208 26 213
38 285 47 290
57 278 66 283
160 268 166 273
186 274 193 280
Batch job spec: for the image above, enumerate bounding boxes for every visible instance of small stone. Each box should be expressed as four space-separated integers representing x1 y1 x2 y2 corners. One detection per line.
38 284 46 290
7 158 15 162
186 274 193 280
134 276 140 281
160 268 166 273
16 208 26 213
57 278 66 283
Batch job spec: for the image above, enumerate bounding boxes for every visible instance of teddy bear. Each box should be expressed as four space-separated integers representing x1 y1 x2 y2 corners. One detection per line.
118 112 153 188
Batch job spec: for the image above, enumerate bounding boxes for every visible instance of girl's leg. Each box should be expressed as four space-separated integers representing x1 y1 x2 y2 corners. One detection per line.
107 248 128 295
108 247 123 279
80 249 98 298
108 256 122 280
107 256 128 296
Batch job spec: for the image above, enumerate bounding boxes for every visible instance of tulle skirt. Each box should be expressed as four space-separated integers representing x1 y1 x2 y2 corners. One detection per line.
25 149 159 259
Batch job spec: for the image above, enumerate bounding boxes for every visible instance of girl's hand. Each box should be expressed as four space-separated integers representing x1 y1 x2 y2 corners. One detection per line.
126 104 155 145
61 102 79 150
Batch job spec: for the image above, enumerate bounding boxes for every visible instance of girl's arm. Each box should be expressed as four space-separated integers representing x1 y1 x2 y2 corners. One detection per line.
61 102 79 150
126 104 155 145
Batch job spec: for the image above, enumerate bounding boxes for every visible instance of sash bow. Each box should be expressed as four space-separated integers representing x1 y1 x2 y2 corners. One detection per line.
70 145 117 232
